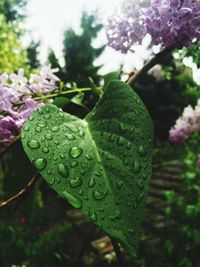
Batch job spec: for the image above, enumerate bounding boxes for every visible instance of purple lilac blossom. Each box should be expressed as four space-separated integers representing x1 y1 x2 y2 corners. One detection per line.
169 100 200 143
107 0 200 52
0 116 20 142
106 0 150 53
0 66 59 144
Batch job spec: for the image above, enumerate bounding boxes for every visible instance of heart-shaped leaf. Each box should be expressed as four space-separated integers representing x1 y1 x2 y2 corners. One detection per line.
21 80 153 257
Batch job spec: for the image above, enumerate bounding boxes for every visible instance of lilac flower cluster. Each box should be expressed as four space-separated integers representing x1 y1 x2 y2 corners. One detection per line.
0 66 59 143
107 0 200 53
169 100 200 143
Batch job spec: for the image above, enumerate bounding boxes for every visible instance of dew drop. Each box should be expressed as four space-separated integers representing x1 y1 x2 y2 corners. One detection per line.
62 191 82 209
53 156 58 162
23 125 29 132
119 123 127 132
57 164 69 178
27 140 40 149
69 147 83 158
38 108 43 114
89 212 97 222
54 140 59 145
117 136 125 146
78 130 85 138
65 125 78 133
51 126 60 132
85 154 93 161
94 171 101 177
80 169 86 175
37 122 46 128
44 114 51 119
138 146 146 156
35 127 41 132
29 115 34 121
132 161 141 173
126 142 131 150
79 189 84 196
49 177 55 185
43 147 49 153
69 177 82 188
60 153 65 159
45 133 53 140
93 190 108 200
65 133 76 140
71 161 79 168
109 210 121 221
88 178 96 188
34 158 47 170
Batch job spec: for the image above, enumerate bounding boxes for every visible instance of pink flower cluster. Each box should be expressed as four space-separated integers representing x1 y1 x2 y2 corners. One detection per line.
169 100 200 143
0 66 59 144
107 0 200 53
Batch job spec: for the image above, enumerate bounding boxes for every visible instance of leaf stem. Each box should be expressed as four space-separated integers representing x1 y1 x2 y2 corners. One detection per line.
111 238 126 267
0 175 38 208
34 87 93 102
127 46 175 86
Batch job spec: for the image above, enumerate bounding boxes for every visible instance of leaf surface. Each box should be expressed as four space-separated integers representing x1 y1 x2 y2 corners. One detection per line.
21 80 153 257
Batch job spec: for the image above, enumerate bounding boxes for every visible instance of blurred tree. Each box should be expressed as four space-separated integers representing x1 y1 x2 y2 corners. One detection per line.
27 40 41 69
48 12 105 87
0 0 41 73
0 0 27 22
47 49 65 81
0 14 27 73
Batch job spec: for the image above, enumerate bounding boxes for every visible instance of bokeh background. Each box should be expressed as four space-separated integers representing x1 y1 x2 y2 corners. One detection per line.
0 0 200 266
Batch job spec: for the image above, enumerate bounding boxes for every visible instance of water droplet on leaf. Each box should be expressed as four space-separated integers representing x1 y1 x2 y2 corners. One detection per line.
62 191 82 209
93 190 108 200
57 164 69 178
27 140 40 149
51 126 60 132
34 158 47 170
69 177 82 188
69 147 83 158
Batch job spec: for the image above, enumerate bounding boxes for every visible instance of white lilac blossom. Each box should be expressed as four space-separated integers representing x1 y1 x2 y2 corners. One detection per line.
107 0 200 53
169 100 200 143
0 66 59 143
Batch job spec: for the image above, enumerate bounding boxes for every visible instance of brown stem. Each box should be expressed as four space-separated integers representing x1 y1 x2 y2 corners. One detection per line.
127 46 175 86
111 238 126 267
0 175 38 208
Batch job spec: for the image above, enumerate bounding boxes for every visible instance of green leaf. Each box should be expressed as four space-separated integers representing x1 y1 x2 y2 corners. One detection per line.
21 80 153 257
103 71 120 90
53 96 71 108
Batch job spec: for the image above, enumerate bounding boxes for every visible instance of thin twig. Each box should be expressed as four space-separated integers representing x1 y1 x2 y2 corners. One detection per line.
127 46 175 86
0 175 38 208
111 238 126 267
